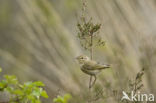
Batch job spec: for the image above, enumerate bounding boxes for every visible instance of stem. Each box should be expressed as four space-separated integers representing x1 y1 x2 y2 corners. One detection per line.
134 78 137 94
89 76 93 89
91 75 96 88
90 34 93 60
89 34 93 90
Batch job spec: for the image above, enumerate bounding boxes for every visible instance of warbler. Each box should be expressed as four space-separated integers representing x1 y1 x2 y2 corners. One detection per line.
76 55 110 76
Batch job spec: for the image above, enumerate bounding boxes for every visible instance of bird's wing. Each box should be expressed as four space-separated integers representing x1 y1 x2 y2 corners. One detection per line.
83 61 110 70
82 61 97 70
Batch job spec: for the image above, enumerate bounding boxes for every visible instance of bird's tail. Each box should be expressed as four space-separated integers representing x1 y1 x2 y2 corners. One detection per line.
102 64 110 69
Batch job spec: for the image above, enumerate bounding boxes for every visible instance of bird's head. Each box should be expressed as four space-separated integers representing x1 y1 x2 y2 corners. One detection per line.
76 55 90 64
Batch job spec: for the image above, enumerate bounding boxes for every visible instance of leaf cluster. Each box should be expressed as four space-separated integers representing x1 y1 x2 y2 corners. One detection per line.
53 94 71 103
0 68 48 103
129 68 144 93
77 18 105 50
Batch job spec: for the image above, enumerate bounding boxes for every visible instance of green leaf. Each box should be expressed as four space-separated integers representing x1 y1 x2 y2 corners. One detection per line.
41 90 48 98
27 94 35 100
53 96 64 103
53 94 72 103
24 81 33 87
33 81 45 87
13 89 23 95
4 75 18 84
0 80 7 88
6 86 14 93
32 89 41 98
64 94 71 101
0 80 7 91
34 99 40 103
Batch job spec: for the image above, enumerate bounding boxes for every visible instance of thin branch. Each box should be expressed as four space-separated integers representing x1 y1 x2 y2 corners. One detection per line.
89 76 93 89
90 34 93 60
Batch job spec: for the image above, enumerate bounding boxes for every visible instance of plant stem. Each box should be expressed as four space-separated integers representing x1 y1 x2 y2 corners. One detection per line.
90 34 93 60
89 34 93 90
89 76 92 89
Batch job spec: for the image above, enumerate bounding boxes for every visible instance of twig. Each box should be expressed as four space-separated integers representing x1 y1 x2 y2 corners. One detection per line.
90 34 93 60
89 34 94 89
89 76 93 89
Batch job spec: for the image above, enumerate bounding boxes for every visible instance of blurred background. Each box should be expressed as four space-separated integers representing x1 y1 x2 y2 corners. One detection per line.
0 0 156 102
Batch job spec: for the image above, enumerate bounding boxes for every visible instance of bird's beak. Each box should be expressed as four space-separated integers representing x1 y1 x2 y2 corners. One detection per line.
73 57 78 62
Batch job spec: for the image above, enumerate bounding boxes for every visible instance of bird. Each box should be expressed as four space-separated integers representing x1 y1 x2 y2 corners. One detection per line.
76 55 110 75
76 55 110 88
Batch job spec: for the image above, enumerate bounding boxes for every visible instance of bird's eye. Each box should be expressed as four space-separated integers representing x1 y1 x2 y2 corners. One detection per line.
80 57 83 59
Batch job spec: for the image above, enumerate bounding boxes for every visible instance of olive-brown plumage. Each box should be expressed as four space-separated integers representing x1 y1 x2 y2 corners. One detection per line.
76 55 110 76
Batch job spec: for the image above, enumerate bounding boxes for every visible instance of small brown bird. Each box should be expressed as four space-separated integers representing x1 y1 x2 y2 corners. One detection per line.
76 55 110 88
76 55 110 76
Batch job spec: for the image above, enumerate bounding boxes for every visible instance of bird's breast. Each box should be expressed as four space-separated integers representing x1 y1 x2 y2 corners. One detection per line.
81 68 100 75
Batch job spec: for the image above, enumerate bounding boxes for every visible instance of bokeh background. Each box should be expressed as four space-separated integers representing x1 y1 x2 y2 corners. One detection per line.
0 0 156 102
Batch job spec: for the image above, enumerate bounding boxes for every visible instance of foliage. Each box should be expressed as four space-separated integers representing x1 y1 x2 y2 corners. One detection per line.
53 94 71 103
77 18 105 51
112 68 145 103
129 68 144 94
123 68 145 103
0 68 48 103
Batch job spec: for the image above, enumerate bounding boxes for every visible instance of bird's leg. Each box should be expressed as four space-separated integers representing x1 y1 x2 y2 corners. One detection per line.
89 76 93 89
91 75 96 88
